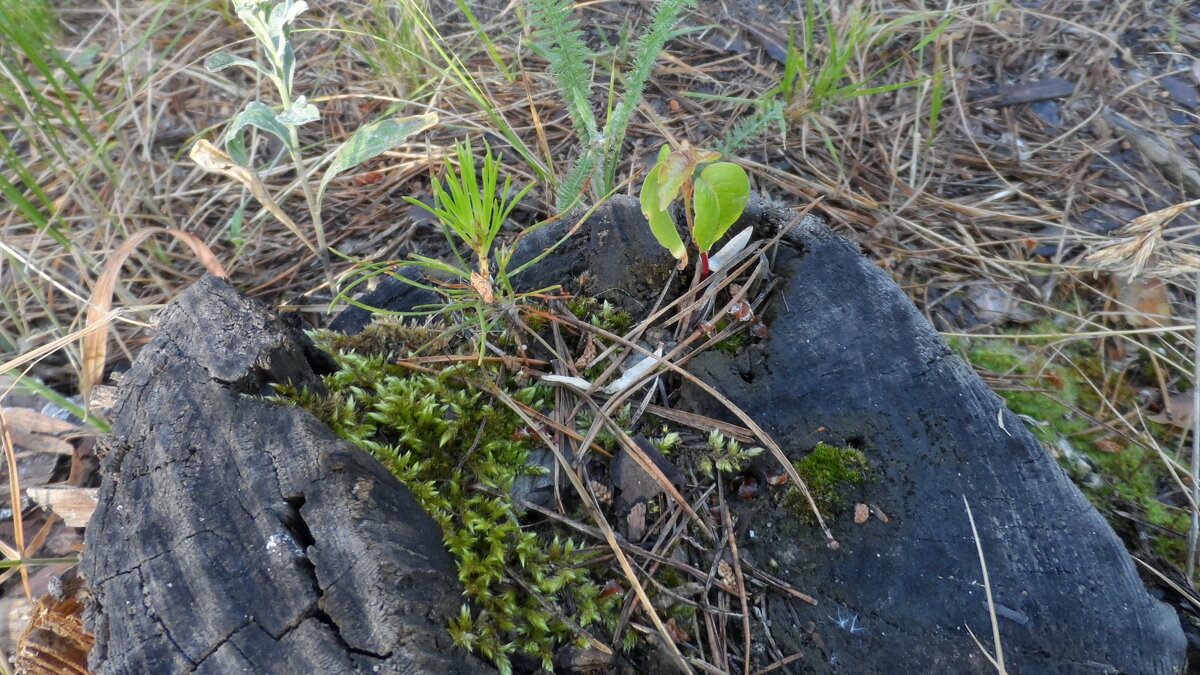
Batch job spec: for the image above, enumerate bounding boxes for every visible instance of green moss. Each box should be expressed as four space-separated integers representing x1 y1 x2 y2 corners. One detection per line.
565 296 632 334
275 326 623 673
319 314 451 358
951 327 1187 564
790 443 871 517
705 316 750 355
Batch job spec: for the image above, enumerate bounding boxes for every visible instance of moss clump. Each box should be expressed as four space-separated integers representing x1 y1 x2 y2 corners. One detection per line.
274 332 621 673
791 443 870 517
949 323 1187 562
319 314 451 358
565 296 632 334
710 317 746 355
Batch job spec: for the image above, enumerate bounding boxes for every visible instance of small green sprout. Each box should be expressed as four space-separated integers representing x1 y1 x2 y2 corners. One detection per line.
403 138 533 304
639 141 750 277
700 430 762 474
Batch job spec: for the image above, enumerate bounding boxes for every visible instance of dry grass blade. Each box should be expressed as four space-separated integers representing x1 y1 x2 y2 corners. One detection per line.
717 492 751 675
1132 555 1200 611
1084 199 1200 584
600 408 712 538
81 228 226 401
643 404 756 444
963 496 1006 674
0 409 31 601
558 312 840 549
1085 198 1200 278
483 381 694 674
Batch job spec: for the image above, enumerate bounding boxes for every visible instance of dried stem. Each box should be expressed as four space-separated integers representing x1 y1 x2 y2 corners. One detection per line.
1189 270 1200 586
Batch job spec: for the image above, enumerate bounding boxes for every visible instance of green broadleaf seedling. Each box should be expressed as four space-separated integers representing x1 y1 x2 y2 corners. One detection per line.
639 142 750 277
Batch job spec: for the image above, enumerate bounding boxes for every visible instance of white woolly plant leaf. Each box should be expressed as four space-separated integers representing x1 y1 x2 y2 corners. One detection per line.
276 95 319 126
223 101 293 165
316 112 438 205
204 52 268 77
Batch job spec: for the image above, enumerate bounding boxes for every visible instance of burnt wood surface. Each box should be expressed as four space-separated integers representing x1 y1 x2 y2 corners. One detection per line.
336 195 1187 673
80 196 1188 674
680 214 1187 673
80 275 490 674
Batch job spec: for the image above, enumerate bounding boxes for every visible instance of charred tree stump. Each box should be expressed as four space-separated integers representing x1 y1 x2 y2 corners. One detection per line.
335 195 1188 673
80 276 489 674
680 214 1187 673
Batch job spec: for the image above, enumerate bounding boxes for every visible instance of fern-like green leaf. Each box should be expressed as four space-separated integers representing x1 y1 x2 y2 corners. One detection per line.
527 0 598 145
601 0 693 191
716 100 785 156
554 149 594 211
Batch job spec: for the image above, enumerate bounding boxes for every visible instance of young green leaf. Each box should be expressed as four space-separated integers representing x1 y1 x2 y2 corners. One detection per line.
692 162 749 252
691 175 719 250
204 52 267 76
639 164 687 265
316 112 438 205
223 101 294 165
276 95 319 125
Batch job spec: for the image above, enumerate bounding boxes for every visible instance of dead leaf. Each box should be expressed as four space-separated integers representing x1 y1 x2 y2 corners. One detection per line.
5 429 72 457
81 226 225 399
25 488 98 528
625 502 647 543
1116 277 1172 328
189 140 316 254
854 503 870 524
470 271 494 304
0 409 79 436
665 618 690 644
573 333 597 370
611 436 683 514
1094 439 1123 454
966 285 1036 324
597 580 622 600
1149 392 1193 428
